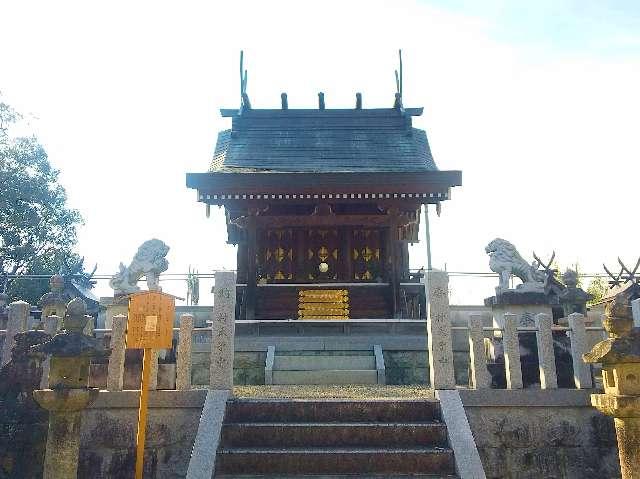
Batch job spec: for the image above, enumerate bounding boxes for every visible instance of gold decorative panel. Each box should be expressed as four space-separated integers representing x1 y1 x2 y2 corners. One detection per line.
298 289 349 320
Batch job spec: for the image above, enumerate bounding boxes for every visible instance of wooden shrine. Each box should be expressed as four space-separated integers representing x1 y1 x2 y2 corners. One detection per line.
187 88 461 320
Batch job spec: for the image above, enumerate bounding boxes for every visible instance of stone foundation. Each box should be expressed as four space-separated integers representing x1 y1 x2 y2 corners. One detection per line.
460 389 621 479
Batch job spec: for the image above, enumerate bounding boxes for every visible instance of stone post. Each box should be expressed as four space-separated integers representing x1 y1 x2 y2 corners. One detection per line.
568 312 593 389
534 313 558 389
176 313 194 390
502 312 523 389
426 270 455 389
210 271 237 390
468 314 490 389
632 298 640 328
2 301 30 367
40 315 61 389
107 314 127 391
148 349 160 391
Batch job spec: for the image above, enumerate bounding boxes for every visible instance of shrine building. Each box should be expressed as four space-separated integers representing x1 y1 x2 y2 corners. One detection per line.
186 93 461 321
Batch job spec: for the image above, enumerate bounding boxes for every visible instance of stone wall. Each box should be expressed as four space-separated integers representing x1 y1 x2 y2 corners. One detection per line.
78 390 205 479
459 389 620 479
191 351 266 386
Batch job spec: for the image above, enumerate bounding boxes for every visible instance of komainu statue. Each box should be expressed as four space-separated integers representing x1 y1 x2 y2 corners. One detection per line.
485 238 544 292
109 239 170 295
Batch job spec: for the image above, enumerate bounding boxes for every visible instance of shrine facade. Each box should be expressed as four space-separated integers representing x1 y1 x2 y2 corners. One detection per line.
187 99 461 320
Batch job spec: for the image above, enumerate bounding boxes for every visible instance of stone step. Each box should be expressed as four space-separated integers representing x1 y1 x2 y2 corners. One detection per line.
215 447 455 475
221 422 448 448
273 355 375 371
272 369 378 385
226 399 441 423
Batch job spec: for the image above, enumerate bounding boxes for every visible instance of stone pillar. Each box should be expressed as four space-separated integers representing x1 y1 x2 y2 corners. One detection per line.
614 417 640 479
426 270 455 389
534 313 558 389
148 349 160 391
40 315 61 389
1 301 30 367
107 314 127 391
503 312 523 389
210 271 237 390
468 314 490 389
39 396 97 479
632 298 640 328
568 312 593 389
176 313 194 390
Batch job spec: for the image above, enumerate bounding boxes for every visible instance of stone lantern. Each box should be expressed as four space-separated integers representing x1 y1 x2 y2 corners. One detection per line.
584 281 640 479
31 297 108 479
38 274 69 321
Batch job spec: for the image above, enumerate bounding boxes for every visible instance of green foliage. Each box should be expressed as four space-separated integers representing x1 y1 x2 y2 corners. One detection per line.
0 96 82 304
587 276 608 306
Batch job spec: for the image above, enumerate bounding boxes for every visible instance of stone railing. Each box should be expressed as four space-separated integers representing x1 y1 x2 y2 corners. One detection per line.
1 269 605 392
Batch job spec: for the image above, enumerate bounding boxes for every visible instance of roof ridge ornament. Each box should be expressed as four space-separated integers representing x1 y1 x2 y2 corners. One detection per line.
394 49 404 111
239 50 251 113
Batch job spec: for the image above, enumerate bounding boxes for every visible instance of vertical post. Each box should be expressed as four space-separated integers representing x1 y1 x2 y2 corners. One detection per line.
426 270 455 389
176 313 194 390
1 301 29 367
386 210 400 318
632 298 640 328
503 313 523 389
135 348 152 479
424 204 432 271
246 214 257 320
210 271 237 390
535 313 558 389
568 312 593 389
148 349 159 391
107 314 127 391
468 314 490 389
40 315 61 389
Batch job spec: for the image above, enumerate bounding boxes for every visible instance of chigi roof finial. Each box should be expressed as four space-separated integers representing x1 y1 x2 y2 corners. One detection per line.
394 49 404 111
239 50 251 113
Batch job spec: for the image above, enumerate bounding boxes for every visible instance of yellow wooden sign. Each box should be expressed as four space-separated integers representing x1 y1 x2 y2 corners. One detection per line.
126 291 175 350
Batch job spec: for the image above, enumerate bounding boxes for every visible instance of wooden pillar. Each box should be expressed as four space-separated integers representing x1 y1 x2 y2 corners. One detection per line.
386 209 400 318
245 211 258 320
343 226 353 281
295 227 305 281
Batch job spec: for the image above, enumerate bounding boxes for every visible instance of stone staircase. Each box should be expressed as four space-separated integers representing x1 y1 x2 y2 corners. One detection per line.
214 398 457 478
267 349 383 385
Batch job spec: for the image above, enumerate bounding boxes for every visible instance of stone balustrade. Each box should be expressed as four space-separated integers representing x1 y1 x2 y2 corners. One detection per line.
1 275 601 393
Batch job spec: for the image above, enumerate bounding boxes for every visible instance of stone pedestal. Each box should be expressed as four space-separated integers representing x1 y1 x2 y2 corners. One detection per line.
33 389 99 479
210 272 237 390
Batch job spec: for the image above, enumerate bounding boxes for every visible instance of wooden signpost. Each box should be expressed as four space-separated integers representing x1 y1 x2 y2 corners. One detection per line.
126 291 175 479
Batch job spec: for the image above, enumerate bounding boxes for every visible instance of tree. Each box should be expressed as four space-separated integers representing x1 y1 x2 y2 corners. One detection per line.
587 276 608 306
0 96 83 304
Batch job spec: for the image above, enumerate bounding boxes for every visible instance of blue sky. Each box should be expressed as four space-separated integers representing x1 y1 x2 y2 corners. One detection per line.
1 0 639 304
432 0 640 55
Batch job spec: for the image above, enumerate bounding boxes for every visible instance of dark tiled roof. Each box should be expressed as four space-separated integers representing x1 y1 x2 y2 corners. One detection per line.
209 108 438 173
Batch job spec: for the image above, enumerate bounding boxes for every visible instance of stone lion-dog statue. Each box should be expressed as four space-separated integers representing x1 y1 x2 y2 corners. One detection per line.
485 238 544 292
109 239 169 295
